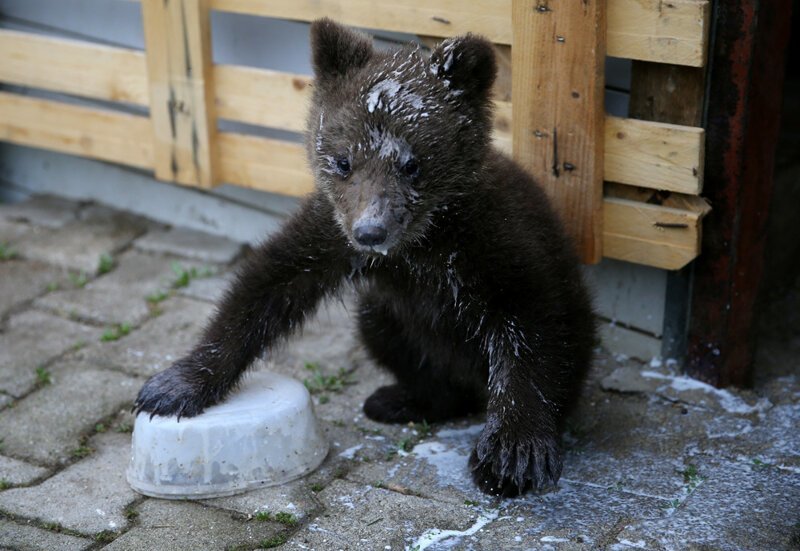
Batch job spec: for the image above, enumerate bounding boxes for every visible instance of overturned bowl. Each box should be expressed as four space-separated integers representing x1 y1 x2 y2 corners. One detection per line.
127 371 328 499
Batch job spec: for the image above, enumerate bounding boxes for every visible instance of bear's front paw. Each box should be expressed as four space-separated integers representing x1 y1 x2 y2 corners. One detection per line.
469 424 562 497
134 362 210 419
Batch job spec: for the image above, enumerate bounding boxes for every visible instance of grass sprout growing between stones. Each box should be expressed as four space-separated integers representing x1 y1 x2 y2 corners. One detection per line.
97 253 115 275
146 290 169 304
0 242 18 261
303 363 356 402
0 479 12 490
253 511 297 526
101 323 132 342
171 262 214 288
259 534 288 549
664 464 706 511
69 271 89 289
35 366 52 385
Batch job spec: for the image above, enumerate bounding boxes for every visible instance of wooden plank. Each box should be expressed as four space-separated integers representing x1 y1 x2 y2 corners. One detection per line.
0 92 153 169
603 198 701 270
511 0 605 263
0 29 149 105
141 0 218 188
605 116 704 194
608 0 710 67
125 0 709 66
214 65 311 132
217 134 314 195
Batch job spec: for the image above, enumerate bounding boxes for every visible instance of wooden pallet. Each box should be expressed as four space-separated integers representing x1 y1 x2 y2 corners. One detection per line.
0 0 711 269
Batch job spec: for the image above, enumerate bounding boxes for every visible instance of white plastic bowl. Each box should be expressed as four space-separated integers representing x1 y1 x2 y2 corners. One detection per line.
127 371 329 499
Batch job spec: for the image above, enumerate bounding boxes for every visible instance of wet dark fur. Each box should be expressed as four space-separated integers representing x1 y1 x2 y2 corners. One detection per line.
135 19 596 496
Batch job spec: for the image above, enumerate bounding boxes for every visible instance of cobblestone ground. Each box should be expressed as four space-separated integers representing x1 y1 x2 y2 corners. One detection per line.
0 195 798 550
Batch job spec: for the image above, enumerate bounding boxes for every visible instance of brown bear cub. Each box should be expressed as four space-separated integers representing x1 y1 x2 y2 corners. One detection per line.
135 19 596 496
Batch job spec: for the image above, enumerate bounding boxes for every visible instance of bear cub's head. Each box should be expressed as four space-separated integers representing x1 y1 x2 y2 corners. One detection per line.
308 18 497 256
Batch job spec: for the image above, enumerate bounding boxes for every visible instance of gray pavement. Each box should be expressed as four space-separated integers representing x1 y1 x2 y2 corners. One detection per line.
0 195 797 550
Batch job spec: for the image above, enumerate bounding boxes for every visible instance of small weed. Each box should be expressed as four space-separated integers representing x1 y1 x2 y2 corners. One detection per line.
413 420 432 438
146 290 169 304
397 437 414 453
253 511 272 521
94 531 116 543
752 458 770 470
171 262 214 288
273 512 297 526
114 422 134 433
70 445 93 459
331 419 346 428
123 506 139 520
95 423 107 433
101 323 132 342
464 499 479 506
97 253 115 275
35 366 51 385
357 426 383 436
0 438 4 452
259 534 288 549
318 394 330 404
72 340 86 352
0 243 18 261
302 363 356 399
0 479 12 490
309 482 324 492
69 272 89 289
46 282 60 292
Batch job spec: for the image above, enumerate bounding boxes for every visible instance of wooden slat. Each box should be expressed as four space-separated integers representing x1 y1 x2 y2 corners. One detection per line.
141 0 218 188
217 133 314 195
0 91 707 269
0 92 153 169
126 0 709 66
512 0 605 263
214 65 311 132
603 196 706 270
605 116 704 194
608 0 710 67
0 29 149 105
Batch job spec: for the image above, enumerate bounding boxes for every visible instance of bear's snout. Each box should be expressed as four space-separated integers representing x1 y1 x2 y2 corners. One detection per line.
353 222 388 247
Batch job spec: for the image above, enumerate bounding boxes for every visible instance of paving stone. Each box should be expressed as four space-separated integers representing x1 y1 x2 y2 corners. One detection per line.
34 251 207 326
200 476 322 522
177 272 235 303
79 297 215 378
15 207 148 274
134 226 243 264
0 363 140 465
601 364 772 415
0 194 81 229
285 478 478 550
0 519 91 551
0 455 49 485
104 499 285 551
0 218 31 244
613 456 800 551
0 310 101 397
0 392 12 409
0 260 66 319
0 433 136 535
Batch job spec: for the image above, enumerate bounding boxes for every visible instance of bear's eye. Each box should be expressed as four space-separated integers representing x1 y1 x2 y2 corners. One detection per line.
335 157 351 176
402 159 420 178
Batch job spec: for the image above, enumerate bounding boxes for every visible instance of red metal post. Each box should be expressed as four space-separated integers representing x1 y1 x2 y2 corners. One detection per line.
686 0 793 386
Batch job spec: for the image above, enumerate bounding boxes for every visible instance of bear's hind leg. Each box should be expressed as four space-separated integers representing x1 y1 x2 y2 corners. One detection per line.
357 292 482 424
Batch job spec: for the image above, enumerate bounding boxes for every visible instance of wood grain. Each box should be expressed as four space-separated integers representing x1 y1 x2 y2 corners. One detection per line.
511 0 606 263
141 0 218 188
0 92 153 169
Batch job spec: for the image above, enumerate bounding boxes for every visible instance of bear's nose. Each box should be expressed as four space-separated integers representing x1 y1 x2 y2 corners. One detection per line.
353 223 388 247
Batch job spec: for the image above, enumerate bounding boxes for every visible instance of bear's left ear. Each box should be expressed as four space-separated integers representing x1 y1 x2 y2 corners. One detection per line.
310 18 374 82
429 34 497 100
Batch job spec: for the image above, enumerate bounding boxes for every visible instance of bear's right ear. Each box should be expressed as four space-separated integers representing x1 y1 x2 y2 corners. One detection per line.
310 18 373 81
